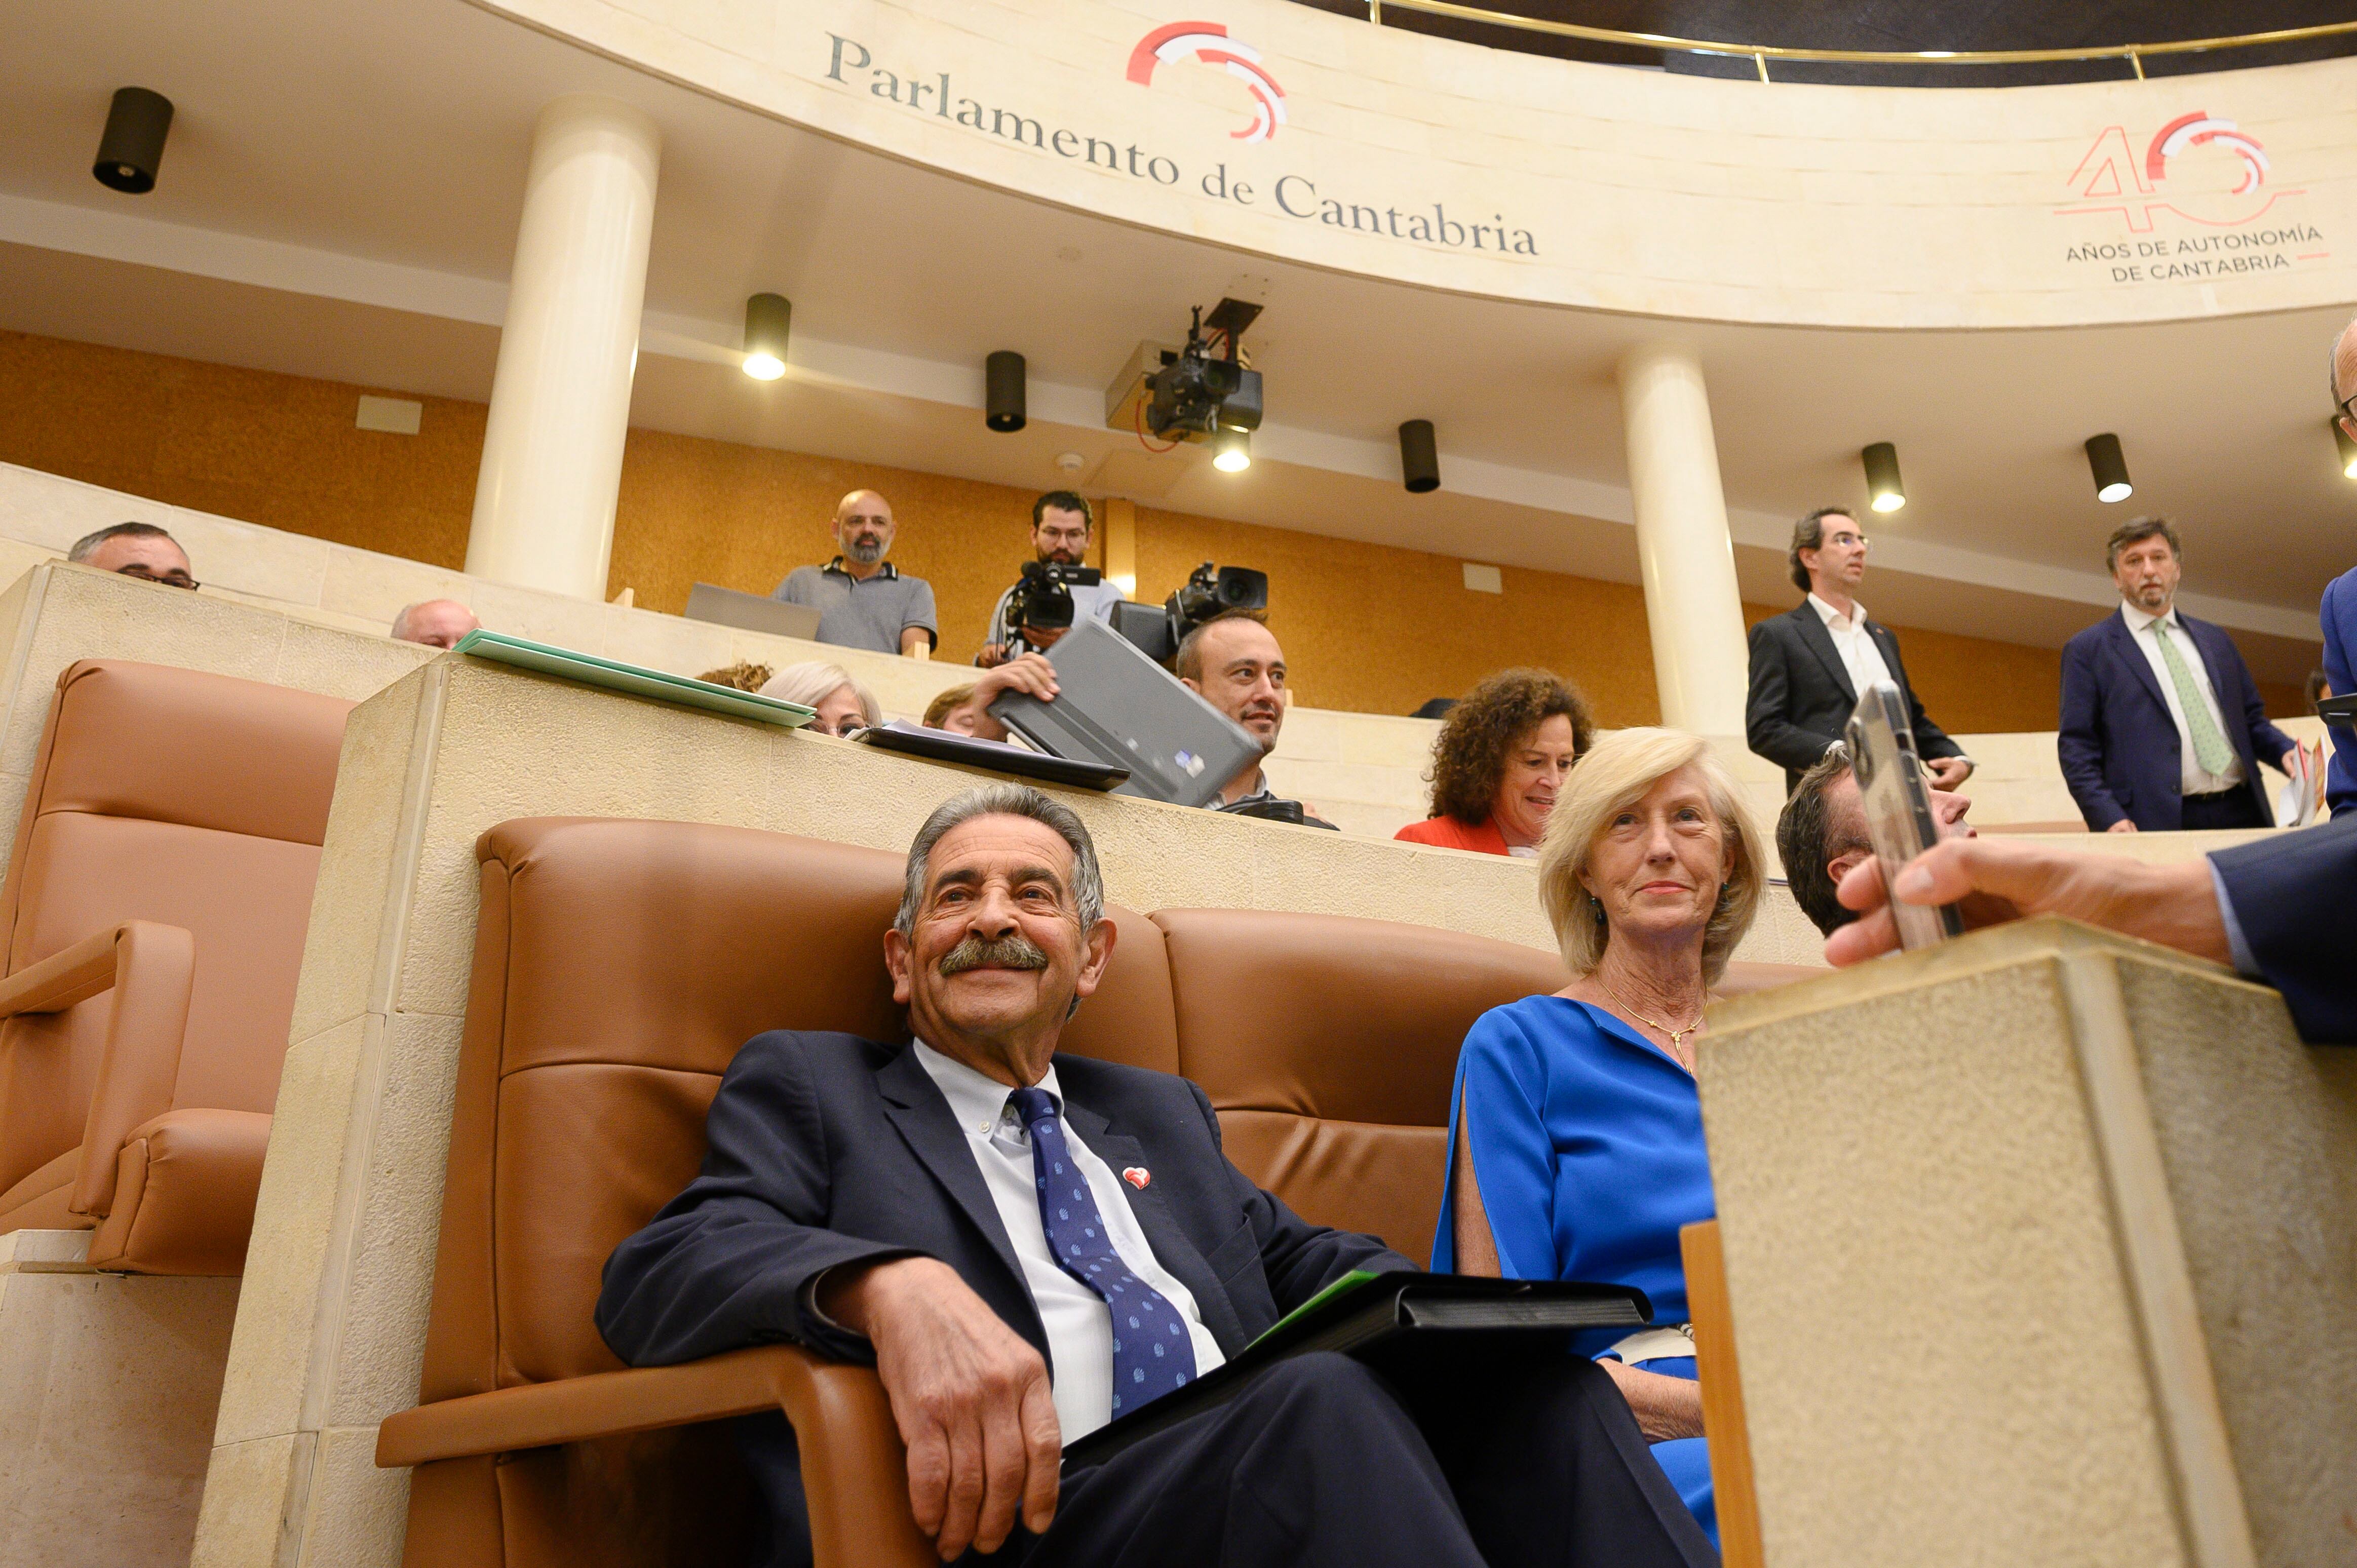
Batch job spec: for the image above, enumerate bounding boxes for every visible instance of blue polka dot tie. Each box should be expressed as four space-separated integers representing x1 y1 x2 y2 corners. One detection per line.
1007 1086 1197 1416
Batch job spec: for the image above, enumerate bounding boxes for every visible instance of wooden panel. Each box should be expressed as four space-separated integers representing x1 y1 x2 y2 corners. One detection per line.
1682 1219 1763 1568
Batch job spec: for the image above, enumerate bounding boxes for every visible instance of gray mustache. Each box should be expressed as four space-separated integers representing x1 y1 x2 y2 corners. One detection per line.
937 933 1050 976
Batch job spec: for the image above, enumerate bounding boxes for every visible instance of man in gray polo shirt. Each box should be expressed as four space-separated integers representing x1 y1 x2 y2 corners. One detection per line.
772 489 938 656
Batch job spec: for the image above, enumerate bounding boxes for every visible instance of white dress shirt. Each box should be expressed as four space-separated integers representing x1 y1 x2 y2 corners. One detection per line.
912 1041 1225 1441
2118 601 2244 794
1808 593 1893 697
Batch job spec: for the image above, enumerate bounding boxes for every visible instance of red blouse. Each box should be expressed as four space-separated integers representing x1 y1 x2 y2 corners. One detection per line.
1393 814 1514 856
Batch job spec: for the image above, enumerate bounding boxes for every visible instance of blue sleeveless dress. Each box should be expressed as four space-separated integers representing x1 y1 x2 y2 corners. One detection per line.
1429 994 1717 1546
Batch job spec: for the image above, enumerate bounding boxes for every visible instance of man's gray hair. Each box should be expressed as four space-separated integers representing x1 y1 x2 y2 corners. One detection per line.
894 783 1105 935
68 521 177 563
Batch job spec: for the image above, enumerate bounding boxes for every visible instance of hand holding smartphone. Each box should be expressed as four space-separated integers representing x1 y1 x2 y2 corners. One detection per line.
1843 680 1965 951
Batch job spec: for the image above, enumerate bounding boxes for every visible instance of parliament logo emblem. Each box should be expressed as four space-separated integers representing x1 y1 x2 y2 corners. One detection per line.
1127 21 1288 144
2058 110 2296 232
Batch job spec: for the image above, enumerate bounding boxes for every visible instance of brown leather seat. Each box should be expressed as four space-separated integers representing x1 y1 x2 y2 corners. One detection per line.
0 659 350 1273
383 815 1820 1566
1152 910 1819 1256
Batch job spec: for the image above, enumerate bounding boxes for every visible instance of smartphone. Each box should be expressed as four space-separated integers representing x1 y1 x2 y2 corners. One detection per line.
1843 680 1964 951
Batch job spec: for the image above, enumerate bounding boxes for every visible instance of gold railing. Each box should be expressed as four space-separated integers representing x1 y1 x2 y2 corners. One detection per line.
1364 0 2357 83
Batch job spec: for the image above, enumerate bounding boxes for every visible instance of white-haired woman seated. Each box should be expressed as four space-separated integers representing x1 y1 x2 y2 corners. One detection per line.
1432 727 1766 1549
760 661 882 737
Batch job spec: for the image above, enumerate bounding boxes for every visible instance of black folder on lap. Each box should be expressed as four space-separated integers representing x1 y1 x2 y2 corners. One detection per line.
1059 1271 1651 1469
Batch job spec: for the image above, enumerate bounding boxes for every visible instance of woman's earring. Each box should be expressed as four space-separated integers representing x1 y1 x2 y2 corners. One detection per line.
1592 895 1607 926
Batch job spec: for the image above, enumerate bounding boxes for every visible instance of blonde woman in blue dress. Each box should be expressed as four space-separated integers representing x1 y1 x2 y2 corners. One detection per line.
1433 727 1767 1550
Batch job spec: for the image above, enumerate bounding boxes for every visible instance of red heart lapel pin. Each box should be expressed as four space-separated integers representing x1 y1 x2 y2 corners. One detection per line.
1121 1166 1151 1190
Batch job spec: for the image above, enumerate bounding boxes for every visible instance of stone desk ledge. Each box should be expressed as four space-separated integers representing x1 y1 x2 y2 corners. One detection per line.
1698 918 2357 1568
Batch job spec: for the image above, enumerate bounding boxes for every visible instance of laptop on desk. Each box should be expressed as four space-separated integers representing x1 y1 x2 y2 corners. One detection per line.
987 616 1261 808
684 582 822 642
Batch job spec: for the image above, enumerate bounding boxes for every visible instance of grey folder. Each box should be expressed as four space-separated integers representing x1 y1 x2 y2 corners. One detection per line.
987 616 1261 808
683 581 822 642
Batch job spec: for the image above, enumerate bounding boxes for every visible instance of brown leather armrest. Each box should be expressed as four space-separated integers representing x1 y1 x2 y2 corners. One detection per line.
0 925 135 1016
5 922 200 1219
377 1344 932 1567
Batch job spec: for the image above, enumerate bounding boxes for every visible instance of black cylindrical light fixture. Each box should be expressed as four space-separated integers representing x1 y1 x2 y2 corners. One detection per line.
741 293 790 380
2084 432 2133 503
986 351 1027 433
1398 419 1440 494
2333 418 2357 480
93 87 174 194
1861 441 1905 513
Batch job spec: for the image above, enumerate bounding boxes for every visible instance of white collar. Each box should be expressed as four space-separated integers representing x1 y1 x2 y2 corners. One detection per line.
2120 600 2179 634
1807 592 1867 630
912 1038 1061 1142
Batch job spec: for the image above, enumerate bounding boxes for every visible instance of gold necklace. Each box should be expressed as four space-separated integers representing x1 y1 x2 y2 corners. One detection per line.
1615 1002 1705 1051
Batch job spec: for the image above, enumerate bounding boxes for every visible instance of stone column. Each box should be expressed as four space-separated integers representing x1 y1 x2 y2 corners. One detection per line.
464 96 661 601
1615 343 1750 734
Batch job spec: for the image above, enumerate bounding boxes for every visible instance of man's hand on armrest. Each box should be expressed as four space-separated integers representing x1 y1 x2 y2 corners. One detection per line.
817 1257 1060 1561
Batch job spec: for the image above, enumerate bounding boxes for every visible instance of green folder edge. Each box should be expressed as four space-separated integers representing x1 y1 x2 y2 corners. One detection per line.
1246 1269 1382 1350
453 629 819 728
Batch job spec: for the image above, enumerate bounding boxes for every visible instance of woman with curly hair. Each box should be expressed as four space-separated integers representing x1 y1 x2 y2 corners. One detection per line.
1396 669 1595 856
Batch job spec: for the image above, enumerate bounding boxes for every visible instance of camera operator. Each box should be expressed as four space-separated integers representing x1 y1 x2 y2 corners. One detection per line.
1177 609 1336 830
977 492 1126 667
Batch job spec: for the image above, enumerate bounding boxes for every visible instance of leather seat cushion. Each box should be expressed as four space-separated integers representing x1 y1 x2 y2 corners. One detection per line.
1217 1110 1444 1260
10 812 320 1114
29 660 352 845
0 1144 87 1234
1154 908 1566 1125
495 1064 715 1386
86 1108 270 1275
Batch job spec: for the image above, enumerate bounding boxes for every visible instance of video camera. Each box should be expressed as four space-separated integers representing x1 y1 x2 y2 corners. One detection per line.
1002 560 1102 653
1144 302 1264 440
1109 560 1269 667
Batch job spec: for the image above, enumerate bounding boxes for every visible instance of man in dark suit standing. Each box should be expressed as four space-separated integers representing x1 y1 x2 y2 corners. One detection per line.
2058 517 2293 833
597 783 1715 1568
1746 507 1972 794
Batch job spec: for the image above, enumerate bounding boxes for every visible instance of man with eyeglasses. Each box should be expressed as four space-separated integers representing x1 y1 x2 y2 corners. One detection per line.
67 522 198 591
1745 506 1971 795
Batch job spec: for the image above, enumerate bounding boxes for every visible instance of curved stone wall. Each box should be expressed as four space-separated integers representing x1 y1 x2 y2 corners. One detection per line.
479 0 2355 328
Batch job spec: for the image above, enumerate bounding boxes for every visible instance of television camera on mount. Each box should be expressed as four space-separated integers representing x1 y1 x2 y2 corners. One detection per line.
1143 298 1264 441
1108 561 1269 668
1000 560 1099 656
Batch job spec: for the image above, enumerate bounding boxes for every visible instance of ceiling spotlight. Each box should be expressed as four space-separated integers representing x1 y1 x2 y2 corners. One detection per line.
2333 418 2357 479
1861 442 1905 513
741 292 790 380
2084 432 2133 503
986 350 1027 433
1398 419 1440 494
1211 427 1252 473
93 87 174 195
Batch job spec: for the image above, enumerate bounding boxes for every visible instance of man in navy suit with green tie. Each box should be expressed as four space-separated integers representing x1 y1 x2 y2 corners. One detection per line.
2059 517 2294 833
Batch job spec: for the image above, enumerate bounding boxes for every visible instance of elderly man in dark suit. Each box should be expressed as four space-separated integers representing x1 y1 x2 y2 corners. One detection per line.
1746 507 1971 794
596 783 1714 1568
2058 517 2293 833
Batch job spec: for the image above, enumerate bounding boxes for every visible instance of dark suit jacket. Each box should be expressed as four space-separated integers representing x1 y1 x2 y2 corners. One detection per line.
2323 567 2355 818
2211 813 2357 1043
1746 602 1962 791
598 1029 1410 1379
2057 609 2292 832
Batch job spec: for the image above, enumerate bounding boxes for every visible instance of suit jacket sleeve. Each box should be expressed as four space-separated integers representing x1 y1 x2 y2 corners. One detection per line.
2224 639 2294 771
2326 576 2357 817
1746 619 1840 774
2057 636 2125 830
2209 814 2357 1043
1188 1080 1414 1307
596 1034 921 1368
